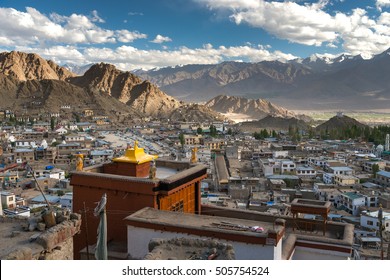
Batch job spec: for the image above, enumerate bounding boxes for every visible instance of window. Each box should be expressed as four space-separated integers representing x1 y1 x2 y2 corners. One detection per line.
8 196 14 202
367 220 373 226
170 200 184 212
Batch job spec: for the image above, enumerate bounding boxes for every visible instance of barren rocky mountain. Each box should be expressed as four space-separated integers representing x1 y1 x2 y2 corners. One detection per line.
0 51 75 81
68 63 182 118
168 103 225 122
136 48 390 110
0 51 224 121
205 95 306 121
136 61 311 102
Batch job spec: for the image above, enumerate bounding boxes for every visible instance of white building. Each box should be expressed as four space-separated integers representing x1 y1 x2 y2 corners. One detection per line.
328 166 353 176
281 160 296 174
33 169 65 180
125 207 284 260
124 205 354 260
337 192 366 216
273 151 289 159
3 205 30 217
375 170 390 188
296 165 317 178
55 127 68 135
0 191 16 209
60 193 73 209
360 210 390 232
323 173 335 184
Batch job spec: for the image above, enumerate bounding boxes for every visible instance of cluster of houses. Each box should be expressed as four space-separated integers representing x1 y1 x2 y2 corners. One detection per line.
1 116 390 259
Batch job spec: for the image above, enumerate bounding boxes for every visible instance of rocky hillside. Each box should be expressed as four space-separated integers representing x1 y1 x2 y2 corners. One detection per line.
205 95 303 120
0 51 75 81
168 103 225 122
68 63 182 118
316 114 368 132
0 51 224 122
136 61 311 102
238 116 309 133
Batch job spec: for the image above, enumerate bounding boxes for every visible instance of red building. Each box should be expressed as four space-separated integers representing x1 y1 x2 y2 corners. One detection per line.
70 141 207 259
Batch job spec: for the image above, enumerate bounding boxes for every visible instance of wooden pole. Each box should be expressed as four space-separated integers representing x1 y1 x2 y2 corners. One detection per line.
83 202 90 260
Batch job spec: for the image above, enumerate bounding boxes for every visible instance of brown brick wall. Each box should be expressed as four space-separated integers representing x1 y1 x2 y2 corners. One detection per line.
103 162 150 177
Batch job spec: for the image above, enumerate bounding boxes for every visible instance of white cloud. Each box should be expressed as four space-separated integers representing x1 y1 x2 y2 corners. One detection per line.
91 10 105 23
0 7 146 46
0 36 14 46
195 0 390 57
128 12 144 16
377 0 390 10
151 34 172 44
7 43 296 70
116 30 147 43
80 44 296 70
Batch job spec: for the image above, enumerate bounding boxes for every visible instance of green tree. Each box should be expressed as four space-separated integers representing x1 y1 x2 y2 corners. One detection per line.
308 127 315 139
272 130 278 138
197 127 203 135
372 164 380 177
227 128 232 135
209 125 217 137
179 133 185 148
73 113 80 123
288 125 294 138
50 117 56 131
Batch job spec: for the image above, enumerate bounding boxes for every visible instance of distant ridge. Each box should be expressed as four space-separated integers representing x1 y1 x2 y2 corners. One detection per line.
205 95 310 121
136 48 390 110
238 115 309 132
316 114 368 132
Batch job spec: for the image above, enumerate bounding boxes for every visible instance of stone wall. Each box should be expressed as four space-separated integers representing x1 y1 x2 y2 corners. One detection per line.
1 211 81 260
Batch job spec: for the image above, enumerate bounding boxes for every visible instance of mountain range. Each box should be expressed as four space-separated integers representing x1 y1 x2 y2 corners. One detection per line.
134 49 390 110
0 50 307 124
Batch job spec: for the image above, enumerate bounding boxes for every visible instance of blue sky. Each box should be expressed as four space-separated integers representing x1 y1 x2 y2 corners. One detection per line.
0 0 390 70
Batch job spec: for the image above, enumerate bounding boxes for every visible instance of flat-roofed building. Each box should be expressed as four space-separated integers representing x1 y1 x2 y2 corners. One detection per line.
124 202 354 260
334 175 359 187
375 170 390 188
296 165 317 178
14 148 34 163
337 192 365 216
125 207 285 260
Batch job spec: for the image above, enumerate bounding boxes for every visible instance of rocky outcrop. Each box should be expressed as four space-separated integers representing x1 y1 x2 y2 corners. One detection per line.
0 51 75 81
69 63 182 118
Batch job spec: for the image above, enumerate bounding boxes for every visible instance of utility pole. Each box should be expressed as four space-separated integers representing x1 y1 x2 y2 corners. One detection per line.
378 204 384 260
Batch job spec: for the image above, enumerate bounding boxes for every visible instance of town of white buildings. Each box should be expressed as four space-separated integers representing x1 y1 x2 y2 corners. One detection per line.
0 110 389 260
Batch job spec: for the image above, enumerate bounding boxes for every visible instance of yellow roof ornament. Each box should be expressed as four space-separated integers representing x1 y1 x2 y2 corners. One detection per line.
113 140 158 164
